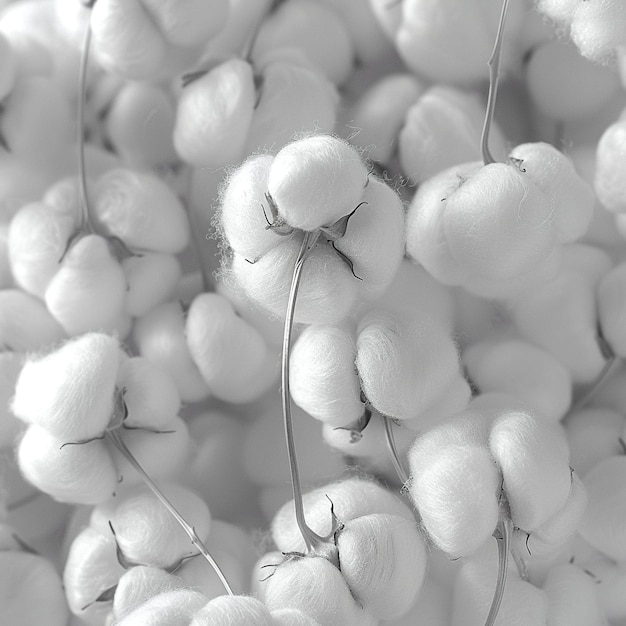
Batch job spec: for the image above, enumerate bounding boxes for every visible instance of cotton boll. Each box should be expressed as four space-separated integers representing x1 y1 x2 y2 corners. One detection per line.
132 301 211 403
92 169 190 254
267 135 368 232
336 513 428 620
350 73 423 164
115 589 209 626
535 0 578 24
569 0 626 63
190 595 274 626
489 410 571 531
173 58 256 168
0 551 69 626
12 332 120 441
271 607 322 626
595 111 626 213
290 323 363 428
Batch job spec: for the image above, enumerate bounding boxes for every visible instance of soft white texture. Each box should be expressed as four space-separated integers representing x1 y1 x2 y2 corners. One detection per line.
570 0 626 63
595 112 626 213
115 589 209 625
190 595 273 626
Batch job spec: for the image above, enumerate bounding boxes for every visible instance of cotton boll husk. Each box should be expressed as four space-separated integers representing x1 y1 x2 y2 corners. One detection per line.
290 323 363 428
267 135 368 232
508 142 594 242
190 595 274 626
185 293 278 403
489 410 571 531
579 455 626 561
263 556 376 626
108 483 210 569
64 526 126 620
230 238 359 325
0 551 69 626
132 300 211 403
112 566 185 620
356 309 463 421
110 417 190 486
92 169 190 254
245 59 339 157
122 252 181 318
399 85 508 185
44 235 127 336
252 0 355 86
115 357 180 431
12 332 120 441
115 589 209 626
565 408 626 477
336 513 427 620
271 607 322 626
451 543 549 626
173 58 256 168
349 73 423 164
596 111 626 213
0 352 24 448
570 0 626 63
271 477 415 554
543 563 608 626
8 201 75 298
0 289 66 351
463 339 572 422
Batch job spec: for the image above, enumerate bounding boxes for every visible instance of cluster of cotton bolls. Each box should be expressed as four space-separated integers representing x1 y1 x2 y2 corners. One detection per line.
2 0 626 624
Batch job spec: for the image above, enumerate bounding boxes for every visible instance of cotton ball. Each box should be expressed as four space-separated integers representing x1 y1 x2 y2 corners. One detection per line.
489 410 571 531
463 339 573 422
115 589 209 626
0 551 69 626
595 111 626 213
271 607 322 626
535 0 578 24
263 556 376 626
565 408 626 477
336 513 428 620
570 0 626 63
230 238 358 325
132 300 211 403
356 309 462 421
271 477 415 554
267 135 368 232
190 595 274 626
92 168 190 254
290 323 363 428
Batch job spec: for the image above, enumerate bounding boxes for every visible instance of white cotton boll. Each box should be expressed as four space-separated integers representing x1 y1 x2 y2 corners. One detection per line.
336 513 428 620
252 0 355 86
18 425 118 505
508 142 594 242
93 169 190 254
185 293 278 403
190 595 274 626
264 556 375 626
271 477 415 554
116 357 181 431
489 410 571 531
267 135 368 232
350 73 423 164
544 563 608 626
44 235 127 337
595 111 626 213
0 289 66 351
290 324 363 428
132 301 211 403
245 59 339 157
463 339 573 422
271 607 322 626
113 566 184 620
570 0 626 63
566 408 626 477
252 550 284 599
122 252 181 318
8 201 75 298
399 86 507 185
0 551 69 626
174 58 256 168
115 589 209 626
0 352 23 448
109 483 210 569
356 309 462 421
230 239 359 325
535 0 578 24
579 455 626 561
12 332 120 441
526 40 621 122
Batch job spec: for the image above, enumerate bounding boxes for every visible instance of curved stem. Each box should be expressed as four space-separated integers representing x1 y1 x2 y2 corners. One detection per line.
282 231 323 553
106 429 234 596
485 515 512 626
480 0 510 166
383 416 409 485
